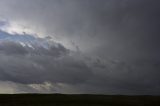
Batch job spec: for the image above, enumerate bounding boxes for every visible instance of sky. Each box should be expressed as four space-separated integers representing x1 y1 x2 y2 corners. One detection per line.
0 0 159 95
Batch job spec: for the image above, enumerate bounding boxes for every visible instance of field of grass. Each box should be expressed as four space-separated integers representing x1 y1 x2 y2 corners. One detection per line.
0 94 159 106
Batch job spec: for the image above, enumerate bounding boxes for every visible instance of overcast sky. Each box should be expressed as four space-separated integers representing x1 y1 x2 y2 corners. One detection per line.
0 0 159 95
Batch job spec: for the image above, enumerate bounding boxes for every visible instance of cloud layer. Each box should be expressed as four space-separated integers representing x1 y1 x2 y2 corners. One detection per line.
0 33 159 95
0 0 159 94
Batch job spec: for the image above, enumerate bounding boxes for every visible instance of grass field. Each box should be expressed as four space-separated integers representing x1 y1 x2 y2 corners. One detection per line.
0 94 159 106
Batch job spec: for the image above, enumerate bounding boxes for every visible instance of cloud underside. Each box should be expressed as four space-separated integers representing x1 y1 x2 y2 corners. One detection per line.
0 36 159 95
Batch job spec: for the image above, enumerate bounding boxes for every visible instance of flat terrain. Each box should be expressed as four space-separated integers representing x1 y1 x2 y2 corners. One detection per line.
0 94 159 106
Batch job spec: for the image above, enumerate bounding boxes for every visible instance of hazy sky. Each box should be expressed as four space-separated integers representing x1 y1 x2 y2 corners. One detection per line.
0 0 159 94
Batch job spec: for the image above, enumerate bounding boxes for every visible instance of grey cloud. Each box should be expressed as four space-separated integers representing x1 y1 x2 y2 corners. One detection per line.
0 40 28 55
0 81 50 93
0 0 159 94
0 0 160 59
0 39 68 57
0 39 160 94
0 39 92 84
74 59 160 95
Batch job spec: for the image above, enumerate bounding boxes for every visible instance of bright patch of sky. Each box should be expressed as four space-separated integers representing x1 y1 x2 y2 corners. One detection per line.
0 20 77 51
0 21 53 49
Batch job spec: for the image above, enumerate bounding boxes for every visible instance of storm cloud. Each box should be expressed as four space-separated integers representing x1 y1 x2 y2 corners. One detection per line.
0 0 159 94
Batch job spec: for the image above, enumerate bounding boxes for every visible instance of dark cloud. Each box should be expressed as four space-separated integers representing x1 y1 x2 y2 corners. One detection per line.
0 36 160 94
0 0 159 94
0 37 92 85
0 39 68 57
0 41 28 55
0 0 160 59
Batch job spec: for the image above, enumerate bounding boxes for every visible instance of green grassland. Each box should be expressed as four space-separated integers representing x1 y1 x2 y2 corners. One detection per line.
0 94 159 106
